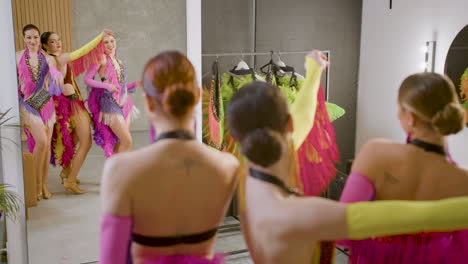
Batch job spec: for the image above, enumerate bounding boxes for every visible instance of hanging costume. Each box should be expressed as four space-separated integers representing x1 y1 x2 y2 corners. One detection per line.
50 33 105 167
85 55 139 157
18 48 63 152
460 68 468 124
339 140 468 263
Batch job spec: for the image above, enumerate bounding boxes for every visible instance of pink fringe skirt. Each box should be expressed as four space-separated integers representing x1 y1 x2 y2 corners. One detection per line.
142 253 224 264
348 230 468 264
50 94 90 167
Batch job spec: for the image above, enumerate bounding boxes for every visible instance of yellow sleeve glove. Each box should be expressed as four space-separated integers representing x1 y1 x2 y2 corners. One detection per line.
69 32 103 61
347 196 468 240
291 57 322 150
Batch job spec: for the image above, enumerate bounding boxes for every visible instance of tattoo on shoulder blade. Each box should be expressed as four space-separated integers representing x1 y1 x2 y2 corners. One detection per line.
384 172 399 184
183 158 195 177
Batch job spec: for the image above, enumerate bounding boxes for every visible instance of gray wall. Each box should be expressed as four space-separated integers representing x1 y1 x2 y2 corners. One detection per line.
202 0 362 181
72 0 187 131
202 0 254 83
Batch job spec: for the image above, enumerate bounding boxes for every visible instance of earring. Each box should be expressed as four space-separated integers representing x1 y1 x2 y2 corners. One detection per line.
406 125 413 143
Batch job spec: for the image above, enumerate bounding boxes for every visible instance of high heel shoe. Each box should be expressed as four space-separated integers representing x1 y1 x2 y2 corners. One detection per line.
37 183 42 201
63 181 86 195
60 170 67 184
60 170 80 184
42 186 52 199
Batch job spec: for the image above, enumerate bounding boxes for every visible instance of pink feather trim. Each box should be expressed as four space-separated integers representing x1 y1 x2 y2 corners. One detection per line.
142 253 225 264
349 230 468 264
297 84 339 196
70 41 106 77
51 95 76 167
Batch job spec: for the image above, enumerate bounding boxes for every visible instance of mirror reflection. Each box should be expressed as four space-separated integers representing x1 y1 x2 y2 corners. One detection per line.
444 24 468 125
11 0 186 263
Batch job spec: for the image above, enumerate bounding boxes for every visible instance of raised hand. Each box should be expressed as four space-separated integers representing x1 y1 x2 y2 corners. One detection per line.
102 29 114 38
106 83 119 93
307 49 329 71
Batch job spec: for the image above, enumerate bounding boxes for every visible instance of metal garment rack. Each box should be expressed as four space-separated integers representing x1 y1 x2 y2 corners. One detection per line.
202 50 331 101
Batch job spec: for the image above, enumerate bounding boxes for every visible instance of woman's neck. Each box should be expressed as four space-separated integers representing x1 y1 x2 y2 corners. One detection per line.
409 128 445 147
249 137 292 185
50 51 61 57
152 117 194 138
28 46 39 54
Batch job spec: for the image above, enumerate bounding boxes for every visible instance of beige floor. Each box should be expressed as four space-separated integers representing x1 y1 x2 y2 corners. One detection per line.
25 131 348 264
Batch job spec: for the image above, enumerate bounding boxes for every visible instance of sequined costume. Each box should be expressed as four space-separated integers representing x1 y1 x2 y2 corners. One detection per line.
340 169 468 262
50 33 105 167
84 55 139 157
18 48 63 152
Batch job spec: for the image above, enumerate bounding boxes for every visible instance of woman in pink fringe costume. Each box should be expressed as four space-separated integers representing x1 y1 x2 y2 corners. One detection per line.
99 51 239 264
84 34 139 157
339 73 468 263
41 29 113 195
16 24 63 200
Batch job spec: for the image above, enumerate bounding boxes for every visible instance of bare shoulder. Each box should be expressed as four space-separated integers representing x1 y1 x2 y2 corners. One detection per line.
99 54 107 66
16 50 25 65
277 196 347 241
101 151 134 186
352 138 401 179
456 165 468 176
44 53 56 66
205 145 240 172
356 138 402 158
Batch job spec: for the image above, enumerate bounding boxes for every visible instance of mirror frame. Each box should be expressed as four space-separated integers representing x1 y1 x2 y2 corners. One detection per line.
0 0 201 263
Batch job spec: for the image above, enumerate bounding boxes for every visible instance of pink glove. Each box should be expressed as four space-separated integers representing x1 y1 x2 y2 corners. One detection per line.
99 213 132 264
84 64 114 91
337 171 375 248
340 171 376 203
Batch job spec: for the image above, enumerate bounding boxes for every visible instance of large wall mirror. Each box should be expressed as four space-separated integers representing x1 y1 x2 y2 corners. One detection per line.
444 24 468 125
2 0 199 263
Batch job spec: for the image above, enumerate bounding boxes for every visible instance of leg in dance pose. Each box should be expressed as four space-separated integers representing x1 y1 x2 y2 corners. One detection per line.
41 125 54 199
63 108 91 194
25 121 49 200
109 116 132 153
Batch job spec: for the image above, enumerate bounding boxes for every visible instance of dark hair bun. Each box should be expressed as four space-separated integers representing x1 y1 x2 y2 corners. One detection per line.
162 83 195 118
241 128 282 167
432 103 465 135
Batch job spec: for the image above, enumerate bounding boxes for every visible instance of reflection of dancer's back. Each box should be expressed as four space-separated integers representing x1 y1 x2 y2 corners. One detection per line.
41 30 111 194
340 73 468 263
84 34 139 157
99 51 239 264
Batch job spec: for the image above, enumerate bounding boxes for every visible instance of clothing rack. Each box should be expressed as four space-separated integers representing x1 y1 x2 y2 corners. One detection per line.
202 50 330 57
202 50 331 101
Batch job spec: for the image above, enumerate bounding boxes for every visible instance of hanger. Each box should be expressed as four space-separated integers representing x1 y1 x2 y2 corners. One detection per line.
235 51 250 70
276 51 287 67
275 51 304 80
